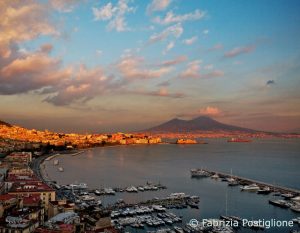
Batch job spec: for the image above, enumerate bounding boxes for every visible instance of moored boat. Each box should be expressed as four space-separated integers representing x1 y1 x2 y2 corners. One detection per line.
268 199 290 208
240 183 260 191
257 187 271 194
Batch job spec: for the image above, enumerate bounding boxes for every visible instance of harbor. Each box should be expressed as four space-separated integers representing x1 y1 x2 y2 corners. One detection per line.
191 168 300 213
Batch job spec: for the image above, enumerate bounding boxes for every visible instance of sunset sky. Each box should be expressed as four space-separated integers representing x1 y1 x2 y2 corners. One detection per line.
0 0 300 133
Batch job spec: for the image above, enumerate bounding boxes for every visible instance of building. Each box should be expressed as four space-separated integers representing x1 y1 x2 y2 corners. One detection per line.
8 181 55 212
48 200 75 218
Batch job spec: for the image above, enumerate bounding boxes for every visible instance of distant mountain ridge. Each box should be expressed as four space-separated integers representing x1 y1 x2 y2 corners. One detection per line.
0 120 11 127
142 116 257 133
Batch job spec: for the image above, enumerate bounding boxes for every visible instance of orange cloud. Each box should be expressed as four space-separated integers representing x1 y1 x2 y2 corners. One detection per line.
117 55 172 79
0 1 57 58
199 106 221 116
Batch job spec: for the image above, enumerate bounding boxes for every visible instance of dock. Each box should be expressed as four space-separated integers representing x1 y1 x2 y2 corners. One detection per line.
198 169 300 196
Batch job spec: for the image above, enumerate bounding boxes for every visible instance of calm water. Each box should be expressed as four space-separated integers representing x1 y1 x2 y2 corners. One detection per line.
45 138 300 233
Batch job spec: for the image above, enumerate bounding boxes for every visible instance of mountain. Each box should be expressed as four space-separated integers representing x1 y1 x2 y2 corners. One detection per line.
0 120 11 127
143 116 257 133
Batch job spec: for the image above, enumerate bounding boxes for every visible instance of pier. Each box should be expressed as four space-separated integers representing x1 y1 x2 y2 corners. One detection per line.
198 169 300 196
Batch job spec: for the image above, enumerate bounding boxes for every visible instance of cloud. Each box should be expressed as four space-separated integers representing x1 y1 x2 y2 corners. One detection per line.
148 23 183 44
199 106 221 116
224 45 255 58
153 10 206 25
92 0 135 32
50 0 80 13
132 87 185 98
147 0 171 14
0 1 58 58
0 49 70 95
266 80 276 86
117 55 172 79
182 36 197 45
207 43 223 51
160 55 187 66
179 60 224 79
163 41 175 54
44 64 122 106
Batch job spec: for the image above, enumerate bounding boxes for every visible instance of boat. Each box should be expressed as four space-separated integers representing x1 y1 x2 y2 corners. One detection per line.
228 180 239 186
104 188 116 195
211 173 220 179
138 186 144 191
268 199 290 208
227 138 252 142
281 193 294 199
240 183 260 191
81 195 95 201
94 189 101 195
174 226 184 233
126 186 138 192
53 159 59 165
58 167 64 172
290 205 300 213
190 169 209 178
69 183 88 189
257 187 271 194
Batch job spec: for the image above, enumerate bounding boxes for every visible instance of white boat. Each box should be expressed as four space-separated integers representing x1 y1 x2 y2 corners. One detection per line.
69 183 88 189
94 189 101 195
291 205 300 213
104 188 116 195
81 195 95 201
126 186 138 192
53 159 59 165
211 173 220 179
241 183 260 191
138 186 144 191
58 167 64 172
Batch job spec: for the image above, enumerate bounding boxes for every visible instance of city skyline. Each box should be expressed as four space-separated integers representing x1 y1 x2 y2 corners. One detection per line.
1 0 300 133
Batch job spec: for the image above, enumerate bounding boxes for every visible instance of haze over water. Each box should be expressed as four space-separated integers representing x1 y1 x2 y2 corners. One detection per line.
45 138 300 233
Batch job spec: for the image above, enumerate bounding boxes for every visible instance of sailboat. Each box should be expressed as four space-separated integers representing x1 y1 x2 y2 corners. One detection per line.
227 169 239 186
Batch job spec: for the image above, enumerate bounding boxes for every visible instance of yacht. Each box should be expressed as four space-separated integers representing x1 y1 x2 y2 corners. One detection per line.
190 169 209 178
290 205 300 213
126 186 138 192
228 179 239 186
211 173 220 179
58 167 64 172
104 188 116 195
138 186 144 191
268 199 290 208
94 189 101 196
240 183 260 191
257 187 271 194
69 183 88 189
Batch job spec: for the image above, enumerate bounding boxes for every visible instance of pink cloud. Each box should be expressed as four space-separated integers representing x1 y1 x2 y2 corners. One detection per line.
224 45 255 58
199 106 221 116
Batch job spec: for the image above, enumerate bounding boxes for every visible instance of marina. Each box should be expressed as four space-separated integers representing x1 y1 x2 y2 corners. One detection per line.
191 168 300 196
191 168 300 214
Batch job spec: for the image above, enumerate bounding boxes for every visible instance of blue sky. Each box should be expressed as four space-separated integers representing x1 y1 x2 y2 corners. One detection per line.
0 0 299 132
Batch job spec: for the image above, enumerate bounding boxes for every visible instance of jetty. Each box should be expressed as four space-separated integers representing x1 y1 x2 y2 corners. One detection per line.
195 168 300 196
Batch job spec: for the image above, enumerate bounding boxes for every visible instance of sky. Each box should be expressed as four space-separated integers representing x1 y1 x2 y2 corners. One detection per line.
0 0 300 133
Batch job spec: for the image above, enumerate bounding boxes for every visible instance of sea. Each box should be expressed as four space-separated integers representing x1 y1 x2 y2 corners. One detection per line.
44 138 300 233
